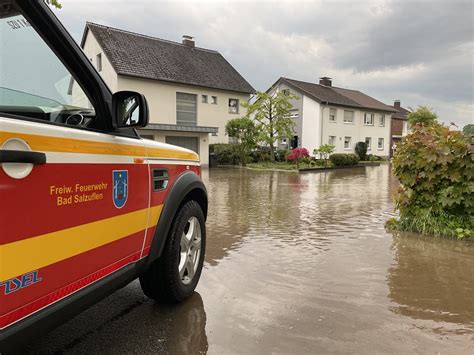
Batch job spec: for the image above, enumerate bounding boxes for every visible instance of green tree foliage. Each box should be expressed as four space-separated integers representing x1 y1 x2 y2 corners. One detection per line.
313 144 335 160
242 91 296 161
354 141 368 161
225 117 258 166
45 0 62 9
407 106 438 127
390 123 474 238
463 124 474 136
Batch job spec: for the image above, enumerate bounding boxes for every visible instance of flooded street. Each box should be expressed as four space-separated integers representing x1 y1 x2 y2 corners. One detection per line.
25 166 474 354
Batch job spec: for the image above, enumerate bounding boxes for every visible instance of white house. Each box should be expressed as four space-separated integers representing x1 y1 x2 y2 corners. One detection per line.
268 77 397 157
79 23 255 166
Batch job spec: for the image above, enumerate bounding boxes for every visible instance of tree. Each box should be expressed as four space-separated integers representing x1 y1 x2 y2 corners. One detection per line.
287 148 309 169
45 0 62 9
407 106 438 127
313 144 335 160
354 141 368 161
463 124 474 136
242 91 296 161
390 122 473 238
225 117 258 167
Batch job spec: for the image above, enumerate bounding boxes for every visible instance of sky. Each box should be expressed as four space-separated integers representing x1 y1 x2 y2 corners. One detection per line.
54 0 473 127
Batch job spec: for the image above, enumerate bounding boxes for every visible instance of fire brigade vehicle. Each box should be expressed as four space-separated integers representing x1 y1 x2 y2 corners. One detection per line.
0 0 208 350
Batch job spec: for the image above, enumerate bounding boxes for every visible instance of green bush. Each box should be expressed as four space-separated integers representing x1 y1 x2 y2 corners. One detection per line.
367 154 383 162
209 143 240 165
355 141 368 160
390 123 474 238
275 148 290 162
329 153 360 166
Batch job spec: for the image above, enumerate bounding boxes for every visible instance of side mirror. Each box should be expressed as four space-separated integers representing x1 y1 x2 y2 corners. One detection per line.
112 91 149 129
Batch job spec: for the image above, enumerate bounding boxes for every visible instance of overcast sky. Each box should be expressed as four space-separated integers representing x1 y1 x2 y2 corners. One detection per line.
55 0 473 127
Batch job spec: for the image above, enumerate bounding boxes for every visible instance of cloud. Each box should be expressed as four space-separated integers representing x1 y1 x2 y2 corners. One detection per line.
54 0 473 126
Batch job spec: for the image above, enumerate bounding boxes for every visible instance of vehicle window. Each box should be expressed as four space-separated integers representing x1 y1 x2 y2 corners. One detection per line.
0 12 96 128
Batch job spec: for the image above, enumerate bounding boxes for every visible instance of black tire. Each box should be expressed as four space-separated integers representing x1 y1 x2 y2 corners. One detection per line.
139 200 206 303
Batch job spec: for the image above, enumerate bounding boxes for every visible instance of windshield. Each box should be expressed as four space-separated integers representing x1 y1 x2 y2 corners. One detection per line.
0 13 93 118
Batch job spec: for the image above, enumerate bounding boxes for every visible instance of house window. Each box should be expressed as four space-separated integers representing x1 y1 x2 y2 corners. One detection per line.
343 110 354 123
289 109 299 119
379 114 385 126
378 138 384 150
228 98 239 114
364 113 374 125
211 96 217 104
365 137 372 150
96 53 102 72
329 135 336 145
344 136 351 150
329 108 336 122
282 89 290 96
176 92 197 126
202 95 208 104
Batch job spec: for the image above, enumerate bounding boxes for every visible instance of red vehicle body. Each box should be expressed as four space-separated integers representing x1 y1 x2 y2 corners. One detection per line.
0 1 207 350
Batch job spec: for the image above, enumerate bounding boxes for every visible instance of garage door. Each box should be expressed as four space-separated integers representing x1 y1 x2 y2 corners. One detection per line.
165 136 199 154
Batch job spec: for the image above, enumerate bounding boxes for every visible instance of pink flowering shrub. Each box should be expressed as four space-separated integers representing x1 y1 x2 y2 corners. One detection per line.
287 147 309 168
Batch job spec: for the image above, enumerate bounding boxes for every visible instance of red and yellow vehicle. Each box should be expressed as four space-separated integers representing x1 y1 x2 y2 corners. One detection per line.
0 1 207 350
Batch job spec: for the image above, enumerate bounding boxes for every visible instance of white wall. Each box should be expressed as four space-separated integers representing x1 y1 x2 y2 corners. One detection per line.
83 30 118 92
138 130 209 166
118 76 250 145
320 106 391 156
301 95 321 152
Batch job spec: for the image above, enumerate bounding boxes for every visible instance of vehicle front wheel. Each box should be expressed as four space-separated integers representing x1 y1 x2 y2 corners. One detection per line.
140 200 206 303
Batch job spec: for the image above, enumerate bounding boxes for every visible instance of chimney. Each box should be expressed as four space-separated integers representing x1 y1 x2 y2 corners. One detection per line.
182 35 195 48
319 76 332 87
394 100 401 109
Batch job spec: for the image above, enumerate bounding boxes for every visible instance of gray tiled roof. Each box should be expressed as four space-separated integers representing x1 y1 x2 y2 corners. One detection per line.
83 23 255 94
279 77 397 112
332 87 397 112
391 106 411 119
281 78 361 108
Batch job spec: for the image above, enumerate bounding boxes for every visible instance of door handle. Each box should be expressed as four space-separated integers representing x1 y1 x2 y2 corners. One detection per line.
0 150 47 165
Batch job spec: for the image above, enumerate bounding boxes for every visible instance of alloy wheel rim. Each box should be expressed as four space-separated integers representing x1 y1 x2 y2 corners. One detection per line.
179 216 202 285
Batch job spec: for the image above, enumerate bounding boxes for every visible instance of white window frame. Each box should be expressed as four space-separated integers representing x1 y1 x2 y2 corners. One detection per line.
202 95 208 104
343 110 354 124
329 135 336 146
344 136 351 150
329 108 337 122
96 53 102 72
364 112 374 126
176 92 197 126
228 98 239 114
365 137 372 150
289 109 299 119
211 96 217 104
378 137 384 150
379 114 385 127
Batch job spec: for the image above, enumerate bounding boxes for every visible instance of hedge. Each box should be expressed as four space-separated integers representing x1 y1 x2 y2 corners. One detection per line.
329 153 360 166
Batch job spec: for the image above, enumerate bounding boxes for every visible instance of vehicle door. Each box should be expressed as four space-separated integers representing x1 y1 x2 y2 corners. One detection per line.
0 6 149 330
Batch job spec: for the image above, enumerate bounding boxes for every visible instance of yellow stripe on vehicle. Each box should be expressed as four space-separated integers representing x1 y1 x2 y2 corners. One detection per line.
0 205 162 282
0 131 199 161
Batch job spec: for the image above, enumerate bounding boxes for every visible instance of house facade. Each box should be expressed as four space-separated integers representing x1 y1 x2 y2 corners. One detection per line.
268 77 397 157
389 100 410 157
79 23 254 166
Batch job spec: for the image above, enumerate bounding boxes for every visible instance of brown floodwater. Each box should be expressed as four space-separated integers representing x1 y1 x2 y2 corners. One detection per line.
23 165 474 354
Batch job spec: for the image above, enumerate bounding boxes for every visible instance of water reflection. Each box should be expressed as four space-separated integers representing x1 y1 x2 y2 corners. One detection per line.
388 232 474 331
165 292 208 354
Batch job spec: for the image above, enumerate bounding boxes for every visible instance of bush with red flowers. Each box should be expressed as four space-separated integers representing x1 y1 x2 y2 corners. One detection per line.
287 147 309 169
